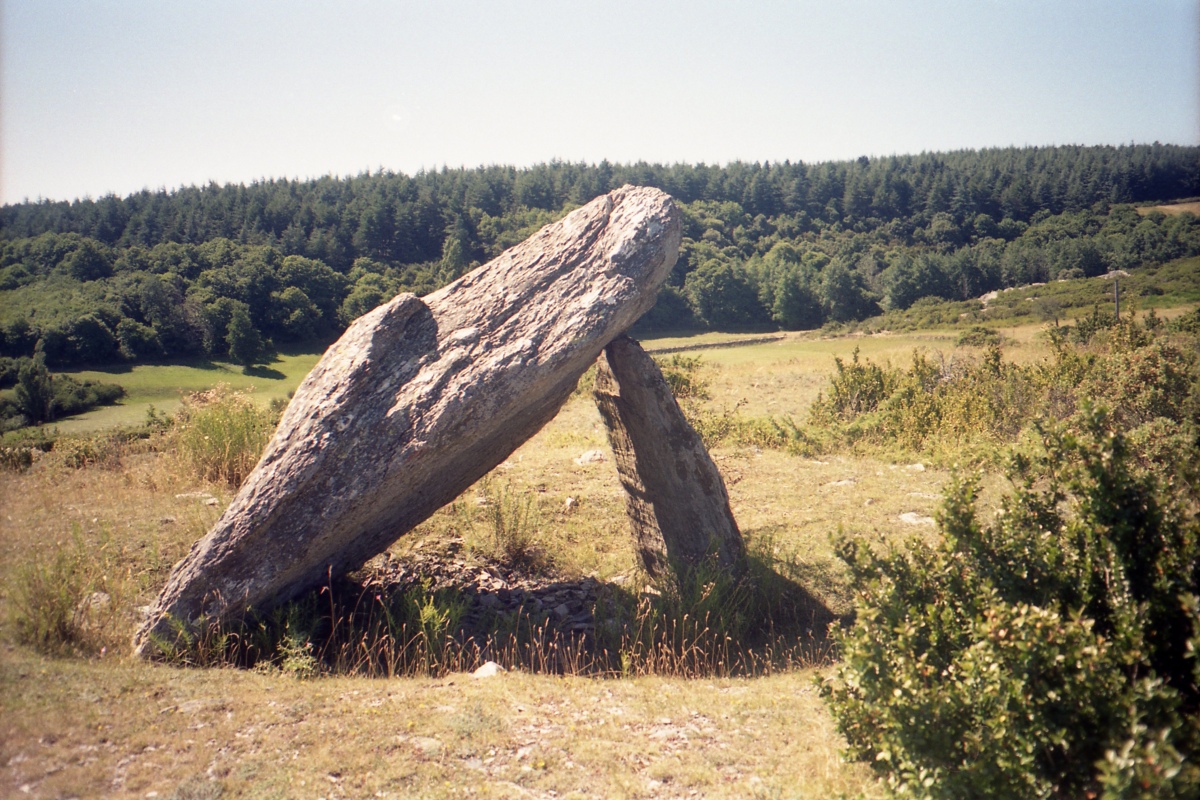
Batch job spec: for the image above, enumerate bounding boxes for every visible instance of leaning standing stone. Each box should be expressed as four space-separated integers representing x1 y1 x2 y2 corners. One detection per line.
135 186 681 656
594 335 747 578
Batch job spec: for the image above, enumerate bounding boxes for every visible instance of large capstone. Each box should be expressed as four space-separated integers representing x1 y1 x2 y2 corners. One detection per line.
593 335 747 578
135 186 681 656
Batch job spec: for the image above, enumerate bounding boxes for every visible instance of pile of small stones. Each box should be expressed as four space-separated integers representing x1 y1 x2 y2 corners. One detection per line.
359 542 620 640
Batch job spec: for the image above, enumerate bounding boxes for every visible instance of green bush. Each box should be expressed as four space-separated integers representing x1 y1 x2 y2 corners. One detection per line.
0 353 125 429
809 346 899 424
48 435 123 469
822 410 1200 798
802 313 1199 464
955 326 1003 348
0 445 34 471
1168 307 1200 334
654 353 711 401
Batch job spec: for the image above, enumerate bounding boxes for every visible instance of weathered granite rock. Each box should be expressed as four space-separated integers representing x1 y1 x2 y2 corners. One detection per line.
134 186 681 655
594 335 747 578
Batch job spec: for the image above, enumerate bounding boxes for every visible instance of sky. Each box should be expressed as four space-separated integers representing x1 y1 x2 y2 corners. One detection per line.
1 0 1197 205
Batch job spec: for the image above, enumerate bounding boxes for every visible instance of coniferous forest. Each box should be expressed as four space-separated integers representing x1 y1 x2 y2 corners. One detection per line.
2 144 1199 370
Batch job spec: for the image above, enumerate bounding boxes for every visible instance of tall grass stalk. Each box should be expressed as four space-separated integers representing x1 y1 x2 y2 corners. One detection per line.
10 527 125 656
146 533 836 679
171 384 277 487
454 477 552 574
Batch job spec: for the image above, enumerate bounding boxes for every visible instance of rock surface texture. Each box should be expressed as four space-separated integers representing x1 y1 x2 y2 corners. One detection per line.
135 186 681 655
594 335 747 578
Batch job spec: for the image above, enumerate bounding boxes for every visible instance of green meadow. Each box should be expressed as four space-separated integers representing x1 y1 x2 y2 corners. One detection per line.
49 349 325 433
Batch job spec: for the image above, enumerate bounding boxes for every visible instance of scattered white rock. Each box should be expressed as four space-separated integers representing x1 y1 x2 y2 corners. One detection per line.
824 479 856 487
906 463 926 472
472 661 506 678
574 449 608 465
76 591 111 616
899 512 936 526
174 492 217 504
563 496 577 513
863 498 876 507
411 737 444 757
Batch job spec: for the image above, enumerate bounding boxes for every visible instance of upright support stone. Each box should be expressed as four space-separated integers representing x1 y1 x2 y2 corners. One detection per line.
135 186 681 656
594 335 747 578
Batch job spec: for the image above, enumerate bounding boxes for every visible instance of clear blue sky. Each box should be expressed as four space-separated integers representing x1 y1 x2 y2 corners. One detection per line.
2 0 1197 204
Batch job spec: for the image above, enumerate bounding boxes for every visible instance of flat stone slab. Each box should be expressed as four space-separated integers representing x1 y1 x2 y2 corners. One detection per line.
594 335 746 578
135 186 681 655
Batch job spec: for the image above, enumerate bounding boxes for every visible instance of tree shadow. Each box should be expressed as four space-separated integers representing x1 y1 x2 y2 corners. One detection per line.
242 365 286 380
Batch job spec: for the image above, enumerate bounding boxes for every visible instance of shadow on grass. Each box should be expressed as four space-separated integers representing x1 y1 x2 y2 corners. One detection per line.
148 543 843 679
242 365 287 380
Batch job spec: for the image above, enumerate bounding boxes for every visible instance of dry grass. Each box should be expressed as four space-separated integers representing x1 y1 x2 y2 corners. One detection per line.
1138 200 1200 217
0 649 881 799
0 327 1045 797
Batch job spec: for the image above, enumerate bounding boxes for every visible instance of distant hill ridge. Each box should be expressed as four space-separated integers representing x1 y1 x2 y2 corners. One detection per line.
1 144 1198 371
4 144 1198 257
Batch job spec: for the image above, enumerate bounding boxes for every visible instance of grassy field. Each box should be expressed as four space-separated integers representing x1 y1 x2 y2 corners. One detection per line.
49 349 325 433
3 283 1196 796
45 326 1034 435
1 647 874 799
0 326 1016 798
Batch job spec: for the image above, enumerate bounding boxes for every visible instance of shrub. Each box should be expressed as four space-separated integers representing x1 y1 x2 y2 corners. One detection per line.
802 312 1199 464
1168 307 1200 334
809 346 899 423
821 410 1200 798
654 353 711 401
171 384 277 487
955 326 1003 348
688 400 800 451
0 446 34 471
47 435 123 469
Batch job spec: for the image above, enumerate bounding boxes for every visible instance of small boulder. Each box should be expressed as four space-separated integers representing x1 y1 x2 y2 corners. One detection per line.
574 449 608 466
472 661 506 678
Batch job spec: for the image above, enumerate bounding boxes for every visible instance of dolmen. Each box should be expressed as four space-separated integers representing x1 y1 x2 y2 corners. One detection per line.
134 185 742 657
